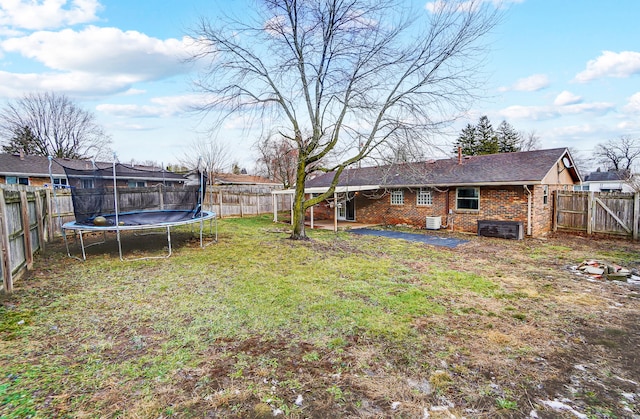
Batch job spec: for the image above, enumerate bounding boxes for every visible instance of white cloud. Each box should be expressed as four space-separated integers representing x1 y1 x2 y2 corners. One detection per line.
560 102 615 116
1 26 194 81
498 74 549 92
0 0 101 31
499 105 558 120
97 94 209 118
554 90 582 106
499 101 614 121
574 51 640 83
623 92 640 114
0 70 137 97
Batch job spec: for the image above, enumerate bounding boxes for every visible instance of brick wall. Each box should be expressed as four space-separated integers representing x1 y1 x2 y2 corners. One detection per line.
443 186 528 234
306 184 574 237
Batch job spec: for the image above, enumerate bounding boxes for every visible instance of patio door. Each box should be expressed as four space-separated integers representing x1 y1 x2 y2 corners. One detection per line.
337 193 356 221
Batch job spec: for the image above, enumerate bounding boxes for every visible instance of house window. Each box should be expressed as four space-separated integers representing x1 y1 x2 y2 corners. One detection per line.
543 185 549 205
82 179 94 188
53 178 68 189
128 180 146 187
390 189 404 205
456 187 479 210
6 176 29 185
417 188 433 206
574 184 589 192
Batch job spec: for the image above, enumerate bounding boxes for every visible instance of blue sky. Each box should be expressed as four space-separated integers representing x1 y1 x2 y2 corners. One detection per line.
0 0 638 172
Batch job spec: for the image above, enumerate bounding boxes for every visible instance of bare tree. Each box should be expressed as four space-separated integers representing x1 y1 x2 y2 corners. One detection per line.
255 135 298 188
190 0 500 239
0 92 112 159
595 136 640 173
517 130 541 151
178 137 231 179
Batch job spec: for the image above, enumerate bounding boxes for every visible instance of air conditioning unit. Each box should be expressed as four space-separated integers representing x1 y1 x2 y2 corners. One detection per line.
426 216 441 230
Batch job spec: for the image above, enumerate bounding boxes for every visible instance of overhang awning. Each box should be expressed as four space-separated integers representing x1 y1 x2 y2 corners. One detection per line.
272 185 380 195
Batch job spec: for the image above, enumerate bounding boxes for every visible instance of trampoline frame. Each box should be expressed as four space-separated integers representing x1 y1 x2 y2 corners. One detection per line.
51 155 217 261
62 210 217 261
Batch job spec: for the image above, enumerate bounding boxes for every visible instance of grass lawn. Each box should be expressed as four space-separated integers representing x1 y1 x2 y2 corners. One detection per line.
1 215 639 418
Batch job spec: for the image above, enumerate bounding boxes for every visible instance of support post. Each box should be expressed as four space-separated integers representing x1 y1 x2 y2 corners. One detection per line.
310 204 314 229
633 192 639 240
333 192 338 232
273 193 277 222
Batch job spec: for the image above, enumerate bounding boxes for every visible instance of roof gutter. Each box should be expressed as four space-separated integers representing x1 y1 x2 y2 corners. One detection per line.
523 185 533 236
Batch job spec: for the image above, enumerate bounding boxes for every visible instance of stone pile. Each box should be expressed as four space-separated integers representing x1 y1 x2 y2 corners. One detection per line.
571 260 640 285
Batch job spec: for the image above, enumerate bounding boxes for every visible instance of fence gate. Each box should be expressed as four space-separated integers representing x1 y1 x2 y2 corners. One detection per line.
555 191 640 239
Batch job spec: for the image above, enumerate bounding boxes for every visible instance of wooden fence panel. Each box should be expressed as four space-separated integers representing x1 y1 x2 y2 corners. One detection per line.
555 191 639 239
0 185 48 293
593 194 635 235
555 192 588 231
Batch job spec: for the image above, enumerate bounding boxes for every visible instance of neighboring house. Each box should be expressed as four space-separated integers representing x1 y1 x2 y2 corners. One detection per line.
304 148 581 237
576 169 635 193
213 173 281 188
0 153 186 188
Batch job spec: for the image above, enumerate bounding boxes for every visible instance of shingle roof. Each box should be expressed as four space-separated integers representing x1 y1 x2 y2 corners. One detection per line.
306 148 580 188
584 170 627 182
0 153 185 181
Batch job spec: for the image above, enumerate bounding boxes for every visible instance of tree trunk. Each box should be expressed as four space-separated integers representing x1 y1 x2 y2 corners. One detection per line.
290 159 308 240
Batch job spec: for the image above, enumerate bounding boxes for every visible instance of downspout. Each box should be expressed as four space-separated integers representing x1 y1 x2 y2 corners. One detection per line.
524 185 532 236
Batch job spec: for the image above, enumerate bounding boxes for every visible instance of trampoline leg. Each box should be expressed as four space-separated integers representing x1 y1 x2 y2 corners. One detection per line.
78 231 87 261
63 229 72 257
199 217 204 248
116 230 123 261
166 226 172 257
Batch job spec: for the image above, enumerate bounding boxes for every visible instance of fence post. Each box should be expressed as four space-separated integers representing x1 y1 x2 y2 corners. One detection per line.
218 190 223 219
19 191 34 269
587 192 594 235
634 192 639 240
35 190 46 252
0 191 13 293
46 188 54 240
552 191 558 232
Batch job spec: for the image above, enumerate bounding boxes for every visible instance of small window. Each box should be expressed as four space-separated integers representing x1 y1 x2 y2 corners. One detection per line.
6 176 29 185
128 180 146 187
417 188 433 206
53 178 68 189
456 187 479 210
390 189 404 205
543 185 549 205
82 179 94 188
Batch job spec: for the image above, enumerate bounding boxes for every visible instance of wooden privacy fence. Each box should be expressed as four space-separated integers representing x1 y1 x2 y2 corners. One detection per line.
0 185 49 293
204 186 291 218
554 191 640 239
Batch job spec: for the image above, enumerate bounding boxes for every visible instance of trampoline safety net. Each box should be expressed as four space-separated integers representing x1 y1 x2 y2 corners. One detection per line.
58 160 206 226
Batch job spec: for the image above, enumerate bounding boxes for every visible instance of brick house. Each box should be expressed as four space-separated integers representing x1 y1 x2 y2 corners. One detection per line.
0 153 186 188
304 148 581 237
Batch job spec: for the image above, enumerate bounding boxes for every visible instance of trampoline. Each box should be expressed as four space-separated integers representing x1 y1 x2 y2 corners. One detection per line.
51 157 217 261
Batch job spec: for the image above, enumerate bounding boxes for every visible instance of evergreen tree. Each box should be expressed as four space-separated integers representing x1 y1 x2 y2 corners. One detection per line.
475 115 498 155
2 126 39 155
452 123 478 155
496 120 521 153
454 116 524 156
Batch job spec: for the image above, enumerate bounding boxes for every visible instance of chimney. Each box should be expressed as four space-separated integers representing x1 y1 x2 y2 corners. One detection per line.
19 150 24 160
457 146 462 165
